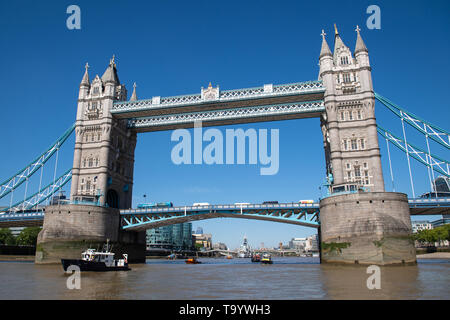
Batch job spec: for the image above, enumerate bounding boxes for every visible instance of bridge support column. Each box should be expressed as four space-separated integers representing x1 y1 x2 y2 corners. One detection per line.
35 204 145 264
319 192 416 265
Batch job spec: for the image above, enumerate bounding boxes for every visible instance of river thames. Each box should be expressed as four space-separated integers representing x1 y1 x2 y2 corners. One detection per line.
0 257 448 300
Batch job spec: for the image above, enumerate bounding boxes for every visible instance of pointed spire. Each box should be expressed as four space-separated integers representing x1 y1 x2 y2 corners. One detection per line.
101 55 120 84
130 82 138 101
319 29 332 58
80 62 90 87
333 23 346 53
354 25 368 54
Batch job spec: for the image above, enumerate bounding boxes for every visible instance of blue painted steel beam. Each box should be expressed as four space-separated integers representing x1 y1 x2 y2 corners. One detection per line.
120 202 321 231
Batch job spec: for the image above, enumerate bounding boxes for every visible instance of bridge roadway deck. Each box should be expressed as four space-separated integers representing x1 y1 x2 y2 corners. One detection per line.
0 198 448 229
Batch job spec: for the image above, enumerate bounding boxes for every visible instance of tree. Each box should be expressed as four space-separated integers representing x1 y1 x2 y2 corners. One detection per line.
16 227 41 246
433 225 450 246
0 228 16 245
414 229 436 246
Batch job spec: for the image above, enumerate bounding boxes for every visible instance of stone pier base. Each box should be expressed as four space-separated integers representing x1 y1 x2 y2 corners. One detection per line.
319 192 416 265
35 204 145 264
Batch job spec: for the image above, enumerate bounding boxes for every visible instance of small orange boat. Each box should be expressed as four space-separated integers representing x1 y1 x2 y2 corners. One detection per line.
185 257 201 264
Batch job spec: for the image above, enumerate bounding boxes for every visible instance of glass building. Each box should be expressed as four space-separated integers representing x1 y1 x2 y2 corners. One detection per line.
146 222 193 251
435 176 450 193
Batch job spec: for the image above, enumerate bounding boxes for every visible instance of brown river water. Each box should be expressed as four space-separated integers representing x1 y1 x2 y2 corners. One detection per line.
0 257 448 299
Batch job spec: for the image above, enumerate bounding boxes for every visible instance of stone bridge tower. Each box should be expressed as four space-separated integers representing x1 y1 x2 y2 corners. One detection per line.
70 57 137 209
318 26 416 265
36 58 145 264
319 25 384 193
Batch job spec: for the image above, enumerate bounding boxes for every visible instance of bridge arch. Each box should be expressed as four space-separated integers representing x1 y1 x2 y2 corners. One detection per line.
106 189 120 209
120 204 320 231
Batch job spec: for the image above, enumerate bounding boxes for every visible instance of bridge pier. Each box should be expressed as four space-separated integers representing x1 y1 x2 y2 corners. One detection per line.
35 204 145 264
319 192 416 265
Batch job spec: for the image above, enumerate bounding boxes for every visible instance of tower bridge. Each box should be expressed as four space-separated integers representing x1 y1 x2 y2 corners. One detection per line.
0 25 448 265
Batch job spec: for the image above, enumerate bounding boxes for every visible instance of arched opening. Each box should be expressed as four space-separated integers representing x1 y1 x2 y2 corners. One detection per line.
106 189 120 208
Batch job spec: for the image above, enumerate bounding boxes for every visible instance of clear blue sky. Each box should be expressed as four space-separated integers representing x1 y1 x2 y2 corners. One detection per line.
0 0 449 249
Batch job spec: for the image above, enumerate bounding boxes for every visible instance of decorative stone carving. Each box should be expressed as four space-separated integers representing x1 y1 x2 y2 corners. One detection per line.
201 82 219 101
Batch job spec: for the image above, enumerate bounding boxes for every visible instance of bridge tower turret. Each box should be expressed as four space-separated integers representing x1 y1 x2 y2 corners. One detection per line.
70 57 137 209
319 25 384 193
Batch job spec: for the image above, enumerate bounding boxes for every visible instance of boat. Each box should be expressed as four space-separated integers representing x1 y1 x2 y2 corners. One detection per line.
251 253 261 262
237 236 252 258
61 241 130 272
167 253 176 260
260 253 273 264
185 257 201 264
226 255 233 259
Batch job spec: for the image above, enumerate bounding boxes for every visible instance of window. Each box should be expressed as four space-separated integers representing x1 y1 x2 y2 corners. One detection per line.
347 171 352 179
364 170 369 177
341 56 349 65
363 162 368 169
346 163 351 169
343 73 351 83
351 139 358 150
88 158 93 167
354 166 361 177
340 112 345 121
83 159 86 167
357 110 362 120
348 111 353 120
360 139 365 149
343 140 348 150
93 87 99 94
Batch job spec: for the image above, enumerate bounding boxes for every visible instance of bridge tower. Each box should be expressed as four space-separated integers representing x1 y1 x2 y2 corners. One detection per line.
71 58 137 209
319 25 384 192
318 26 416 265
35 58 145 264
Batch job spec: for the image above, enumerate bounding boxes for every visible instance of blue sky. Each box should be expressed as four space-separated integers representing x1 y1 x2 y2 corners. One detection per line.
0 0 449 249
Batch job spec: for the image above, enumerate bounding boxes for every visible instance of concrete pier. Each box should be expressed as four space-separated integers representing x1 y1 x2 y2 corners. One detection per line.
319 192 416 265
35 204 145 264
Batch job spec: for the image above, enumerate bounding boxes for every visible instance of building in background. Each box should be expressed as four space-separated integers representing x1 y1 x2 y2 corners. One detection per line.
420 176 450 198
212 242 228 250
146 222 193 251
192 233 212 250
194 227 203 235
306 234 319 252
289 237 307 251
431 217 450 229
289 234 319 252
412 221 433 234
